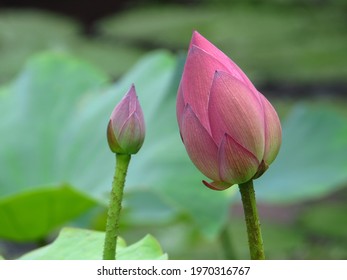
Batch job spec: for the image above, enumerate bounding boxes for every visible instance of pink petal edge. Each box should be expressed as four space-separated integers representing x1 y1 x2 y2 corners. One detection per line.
180 104 220 181
202 180 231 191
176 83 185 128
259 94 282 165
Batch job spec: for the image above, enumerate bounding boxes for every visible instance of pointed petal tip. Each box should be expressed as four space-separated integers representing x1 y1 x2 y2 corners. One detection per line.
181 103 201 124
202 180 231 191
192 30 204 41
212 70 242 85
189 31 213 52
183 102 194 112
213 70 224 80
127 84 137 98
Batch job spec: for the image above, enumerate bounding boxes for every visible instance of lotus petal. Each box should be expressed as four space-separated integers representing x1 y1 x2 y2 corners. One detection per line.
218 134 259 184
260 93 282 164
181 46 229 133
180 105 220 181
190 31 258 95
208 71 265 160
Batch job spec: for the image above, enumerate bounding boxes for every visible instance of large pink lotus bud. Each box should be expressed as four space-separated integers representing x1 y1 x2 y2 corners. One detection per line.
107 84 145 155
177 31 282 190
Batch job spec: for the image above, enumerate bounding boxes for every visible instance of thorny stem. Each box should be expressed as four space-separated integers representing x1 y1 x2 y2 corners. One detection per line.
238 180 265 260
103 154 131 260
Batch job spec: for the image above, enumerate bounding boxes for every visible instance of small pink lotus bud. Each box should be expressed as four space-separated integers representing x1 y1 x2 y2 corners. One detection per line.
107 84 145 155
177 31 282 190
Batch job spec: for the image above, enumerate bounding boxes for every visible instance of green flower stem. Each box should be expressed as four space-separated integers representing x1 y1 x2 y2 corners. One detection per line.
103 153 131 260
238 180 265 260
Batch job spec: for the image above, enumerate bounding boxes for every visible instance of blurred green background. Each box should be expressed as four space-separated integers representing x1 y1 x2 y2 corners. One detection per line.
0 0 346 260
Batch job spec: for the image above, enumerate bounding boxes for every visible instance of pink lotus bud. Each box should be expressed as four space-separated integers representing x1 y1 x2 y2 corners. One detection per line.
177 31 282 190
107 84 145 155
